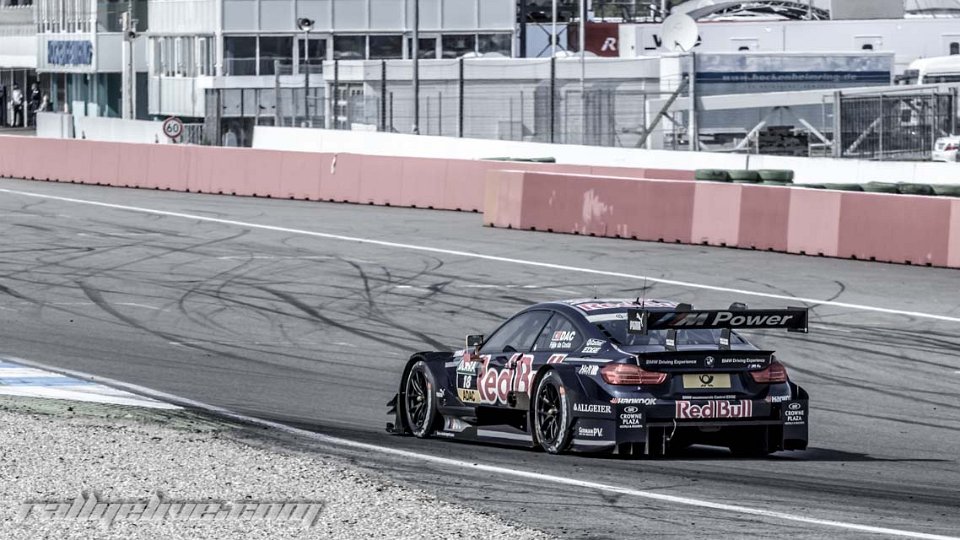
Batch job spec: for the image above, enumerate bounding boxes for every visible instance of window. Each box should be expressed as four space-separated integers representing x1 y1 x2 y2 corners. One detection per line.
407 37 438 59
478 34 511 56
951 42 960 55
533 314 583 352
442 34 476 58
298 37 328 70
479 311 552 355
259 35 293 75
224 36 257 76
369 35 403 59
334 35 365 60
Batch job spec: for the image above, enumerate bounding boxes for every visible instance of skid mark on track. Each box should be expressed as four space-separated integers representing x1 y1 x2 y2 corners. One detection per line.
2 187 958 324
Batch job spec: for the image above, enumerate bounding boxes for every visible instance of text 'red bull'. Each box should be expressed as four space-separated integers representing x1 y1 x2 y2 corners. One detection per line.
675 400 754 419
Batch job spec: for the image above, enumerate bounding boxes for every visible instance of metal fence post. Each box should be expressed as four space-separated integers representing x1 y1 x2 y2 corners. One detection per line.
520 90 525 141
878 94 884 161
832 90 842 158
952 87 959 135
333 59 339 129
550 56 556 144
458 57 464 138
274 60 281 127
380 60 387 132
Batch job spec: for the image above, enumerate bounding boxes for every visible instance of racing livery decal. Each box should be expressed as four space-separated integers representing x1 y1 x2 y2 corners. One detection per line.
675 400 754 419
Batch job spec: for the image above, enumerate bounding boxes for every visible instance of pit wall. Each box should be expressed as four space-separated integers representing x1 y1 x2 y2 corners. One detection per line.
1 135 957 268
254 126 960 186
485 170 960 268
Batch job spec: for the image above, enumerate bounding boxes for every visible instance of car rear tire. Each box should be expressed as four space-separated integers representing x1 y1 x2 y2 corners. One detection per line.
404 361 440 438
532 371 572 454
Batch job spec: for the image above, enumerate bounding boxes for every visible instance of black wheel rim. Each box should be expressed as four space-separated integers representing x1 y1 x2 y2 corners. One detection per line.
406 368 429 431
536 383 561 445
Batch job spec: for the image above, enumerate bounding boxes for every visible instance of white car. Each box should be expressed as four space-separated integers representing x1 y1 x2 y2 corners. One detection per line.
933 136 960 162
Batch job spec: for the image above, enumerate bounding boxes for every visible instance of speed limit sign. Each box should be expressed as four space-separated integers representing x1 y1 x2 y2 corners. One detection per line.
162 117 184 141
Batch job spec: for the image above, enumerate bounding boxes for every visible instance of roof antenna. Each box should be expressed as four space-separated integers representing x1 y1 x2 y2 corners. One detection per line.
637 276 648 308
593 285 599 300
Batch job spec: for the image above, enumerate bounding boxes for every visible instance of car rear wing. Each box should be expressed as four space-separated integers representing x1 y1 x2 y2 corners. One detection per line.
626 306 808 350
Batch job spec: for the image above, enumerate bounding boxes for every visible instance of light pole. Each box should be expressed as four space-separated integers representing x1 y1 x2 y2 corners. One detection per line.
121 8 138 120
580 0 586 143
412 0 420 134
297 17 315 127
551 0 557 54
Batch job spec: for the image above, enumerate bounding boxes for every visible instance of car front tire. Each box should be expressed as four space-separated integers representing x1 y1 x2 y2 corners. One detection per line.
404 360 440 438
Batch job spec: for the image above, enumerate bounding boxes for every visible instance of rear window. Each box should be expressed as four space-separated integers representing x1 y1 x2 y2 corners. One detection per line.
596 319 748 347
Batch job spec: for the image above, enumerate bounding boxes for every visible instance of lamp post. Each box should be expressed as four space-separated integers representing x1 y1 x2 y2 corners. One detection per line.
297 17 315 127
412 0 420 134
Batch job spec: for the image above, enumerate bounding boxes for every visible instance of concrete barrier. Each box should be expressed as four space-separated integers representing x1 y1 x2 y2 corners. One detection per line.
837 192 951 266
484 168 960 269
692 182 741 247
738 184 792 252
786 188 841 257
2 135 959 269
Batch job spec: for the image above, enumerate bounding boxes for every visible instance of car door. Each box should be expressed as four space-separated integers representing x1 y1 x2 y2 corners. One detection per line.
456 310 551 407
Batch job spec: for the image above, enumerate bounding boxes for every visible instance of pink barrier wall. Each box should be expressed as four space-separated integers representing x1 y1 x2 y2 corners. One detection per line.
2 135 958 269
786 188 841 257
837 192 952 266
692 182 741 247
738 184 792 251
485 169 960 269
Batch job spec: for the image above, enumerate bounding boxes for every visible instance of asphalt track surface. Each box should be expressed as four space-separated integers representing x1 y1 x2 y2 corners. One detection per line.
1 178 958 539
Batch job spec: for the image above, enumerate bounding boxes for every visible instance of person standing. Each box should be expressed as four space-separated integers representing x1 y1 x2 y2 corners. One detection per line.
11 83 23 127
28 82 40 127
0 82 7 127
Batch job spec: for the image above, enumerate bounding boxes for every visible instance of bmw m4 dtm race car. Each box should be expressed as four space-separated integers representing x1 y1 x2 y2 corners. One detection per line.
387 298 809 457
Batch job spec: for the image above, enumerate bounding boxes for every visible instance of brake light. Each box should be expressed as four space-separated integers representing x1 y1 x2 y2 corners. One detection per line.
750 360 789 384
946 143 959 151
601 364 667 385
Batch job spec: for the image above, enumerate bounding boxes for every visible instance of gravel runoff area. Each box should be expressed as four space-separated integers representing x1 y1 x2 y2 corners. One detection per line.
0 396 552 540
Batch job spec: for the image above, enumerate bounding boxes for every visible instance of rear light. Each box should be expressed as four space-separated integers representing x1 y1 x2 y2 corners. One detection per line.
750 360 789 384
601 363 667 385
946 143 959 151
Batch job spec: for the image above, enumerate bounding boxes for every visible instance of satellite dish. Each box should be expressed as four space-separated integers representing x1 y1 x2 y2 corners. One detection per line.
660 13 699 52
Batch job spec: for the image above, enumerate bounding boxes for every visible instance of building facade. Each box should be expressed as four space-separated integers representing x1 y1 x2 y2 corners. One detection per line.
0 0 38 126
147 0 516 121
33 0 149 119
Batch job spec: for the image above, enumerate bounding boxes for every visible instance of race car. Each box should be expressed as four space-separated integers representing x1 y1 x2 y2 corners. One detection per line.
387 298 809 457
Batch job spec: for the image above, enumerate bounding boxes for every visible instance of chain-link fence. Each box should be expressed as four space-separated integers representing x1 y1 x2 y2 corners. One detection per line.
202 57 671 149
838 88 958 161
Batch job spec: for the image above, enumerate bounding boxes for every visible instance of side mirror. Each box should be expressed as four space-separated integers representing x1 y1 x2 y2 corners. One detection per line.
465 334 484 350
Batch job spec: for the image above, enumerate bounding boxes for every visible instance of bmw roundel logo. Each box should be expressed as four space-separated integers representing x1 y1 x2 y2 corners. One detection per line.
705 356 715 367
624 406 639 413
788 402 801 410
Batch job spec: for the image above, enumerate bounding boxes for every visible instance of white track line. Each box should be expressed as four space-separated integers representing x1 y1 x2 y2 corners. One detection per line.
1 187 958 324
3 355 956 540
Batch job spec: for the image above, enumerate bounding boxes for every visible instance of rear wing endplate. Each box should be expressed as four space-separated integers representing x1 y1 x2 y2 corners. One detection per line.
627 307 809 335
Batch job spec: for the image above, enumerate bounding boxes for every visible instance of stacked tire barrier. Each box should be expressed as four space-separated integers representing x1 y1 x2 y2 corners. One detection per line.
486 170 960 268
